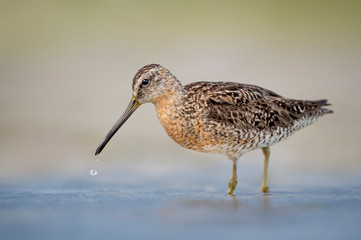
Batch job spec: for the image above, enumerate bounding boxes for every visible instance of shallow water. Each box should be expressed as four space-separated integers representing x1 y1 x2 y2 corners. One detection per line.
1 178 361 240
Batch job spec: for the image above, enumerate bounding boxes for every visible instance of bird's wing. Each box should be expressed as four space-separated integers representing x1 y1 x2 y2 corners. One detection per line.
186 82 330 130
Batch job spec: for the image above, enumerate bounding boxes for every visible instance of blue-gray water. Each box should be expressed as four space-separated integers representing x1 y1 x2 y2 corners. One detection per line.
1 175 361 240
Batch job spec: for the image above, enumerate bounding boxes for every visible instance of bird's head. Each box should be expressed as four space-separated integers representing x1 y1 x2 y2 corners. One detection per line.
131 64 182 104
95 64 181 155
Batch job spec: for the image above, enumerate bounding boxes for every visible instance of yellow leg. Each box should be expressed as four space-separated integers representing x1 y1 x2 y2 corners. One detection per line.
261 147 270 193
227 161 238 195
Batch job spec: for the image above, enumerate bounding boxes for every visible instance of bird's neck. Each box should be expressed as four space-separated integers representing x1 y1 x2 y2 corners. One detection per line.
153 75 184 107
153 86 184 111
153 85 187 140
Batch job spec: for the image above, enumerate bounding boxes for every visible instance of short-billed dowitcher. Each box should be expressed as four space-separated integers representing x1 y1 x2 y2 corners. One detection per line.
95 64 332 194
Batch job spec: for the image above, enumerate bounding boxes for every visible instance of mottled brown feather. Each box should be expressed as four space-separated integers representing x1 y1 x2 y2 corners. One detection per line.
184 81 332 131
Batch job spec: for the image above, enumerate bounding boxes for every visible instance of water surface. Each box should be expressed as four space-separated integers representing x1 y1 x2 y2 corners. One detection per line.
1 178 360 240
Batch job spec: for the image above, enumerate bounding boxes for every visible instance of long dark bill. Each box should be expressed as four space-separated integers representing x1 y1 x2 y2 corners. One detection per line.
95 95 141 155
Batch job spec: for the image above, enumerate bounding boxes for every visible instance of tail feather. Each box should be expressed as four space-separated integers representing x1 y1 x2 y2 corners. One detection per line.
313 99 328 105
311 99 333 114
280 98 333 120
287 99 333 132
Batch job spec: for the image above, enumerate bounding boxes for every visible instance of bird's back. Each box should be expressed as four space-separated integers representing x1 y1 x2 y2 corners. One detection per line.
184 81 332 129
181 81 332 156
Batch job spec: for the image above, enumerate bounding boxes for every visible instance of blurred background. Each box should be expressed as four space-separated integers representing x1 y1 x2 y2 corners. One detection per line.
1 1 361 239
0 0 360 186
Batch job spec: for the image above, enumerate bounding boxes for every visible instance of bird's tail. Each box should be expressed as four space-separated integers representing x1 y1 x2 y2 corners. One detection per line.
308 99 333 115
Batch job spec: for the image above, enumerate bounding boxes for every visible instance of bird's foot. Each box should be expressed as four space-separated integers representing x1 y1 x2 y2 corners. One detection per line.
260 184 270 194
227 179 238 195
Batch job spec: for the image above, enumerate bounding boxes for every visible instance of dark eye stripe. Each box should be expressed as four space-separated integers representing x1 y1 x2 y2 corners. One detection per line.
142 79 150 85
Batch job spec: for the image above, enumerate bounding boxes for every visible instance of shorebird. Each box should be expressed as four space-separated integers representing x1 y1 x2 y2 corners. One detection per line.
95 64 332 194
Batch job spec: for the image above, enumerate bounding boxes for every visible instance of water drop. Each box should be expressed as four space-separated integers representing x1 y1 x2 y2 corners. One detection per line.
90 169 97 176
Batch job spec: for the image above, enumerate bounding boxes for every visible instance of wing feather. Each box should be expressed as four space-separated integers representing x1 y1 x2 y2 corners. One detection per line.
185 82 331 131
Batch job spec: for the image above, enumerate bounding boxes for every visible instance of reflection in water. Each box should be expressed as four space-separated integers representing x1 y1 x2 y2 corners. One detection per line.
262 194 270 208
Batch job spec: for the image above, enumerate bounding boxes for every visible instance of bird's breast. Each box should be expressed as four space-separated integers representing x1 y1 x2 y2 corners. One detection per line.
154 96 220 152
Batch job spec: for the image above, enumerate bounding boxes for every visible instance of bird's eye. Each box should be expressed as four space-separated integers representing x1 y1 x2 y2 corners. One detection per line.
142 79 150 85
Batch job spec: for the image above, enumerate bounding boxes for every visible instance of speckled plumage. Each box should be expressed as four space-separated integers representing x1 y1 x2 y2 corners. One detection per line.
96 64 333 194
